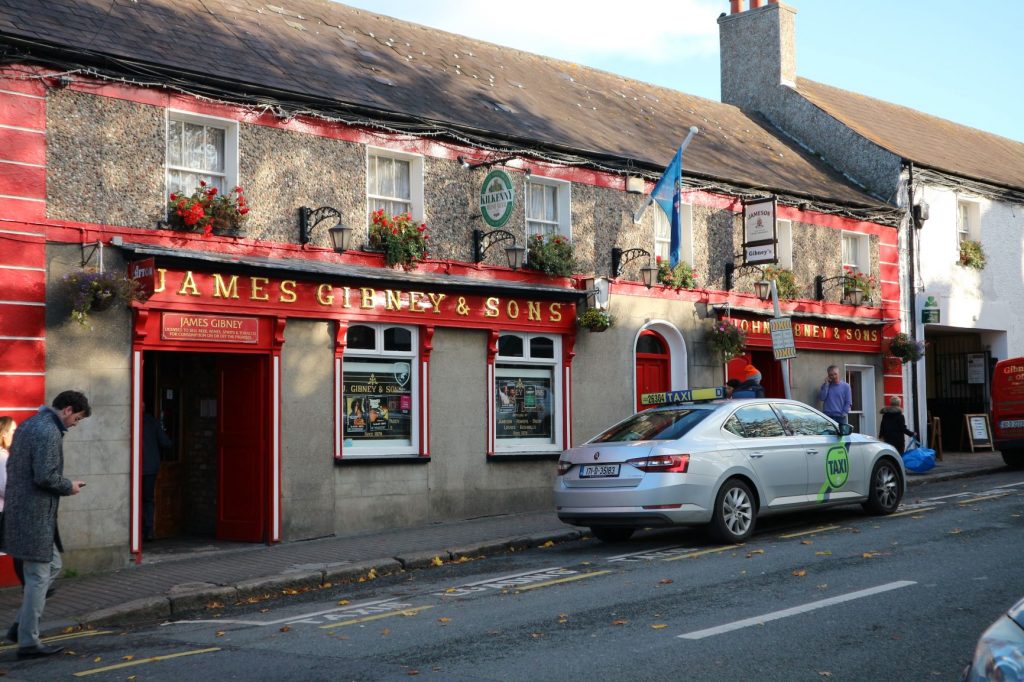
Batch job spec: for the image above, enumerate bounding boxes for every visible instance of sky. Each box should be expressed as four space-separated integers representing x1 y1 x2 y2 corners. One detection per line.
337 0 1023 144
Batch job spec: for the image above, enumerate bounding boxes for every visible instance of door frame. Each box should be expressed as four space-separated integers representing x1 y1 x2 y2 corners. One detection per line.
631 320 687 413
845 363 876 437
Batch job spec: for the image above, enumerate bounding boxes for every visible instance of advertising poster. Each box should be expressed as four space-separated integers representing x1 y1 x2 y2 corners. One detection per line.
495 373 552 440
343 361 412 442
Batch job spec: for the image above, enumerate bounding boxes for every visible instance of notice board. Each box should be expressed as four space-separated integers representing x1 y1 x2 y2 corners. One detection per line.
962 414 993 452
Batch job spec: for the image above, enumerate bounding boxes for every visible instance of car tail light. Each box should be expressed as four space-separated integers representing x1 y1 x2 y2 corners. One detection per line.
626 454 689 473
557 460 573 475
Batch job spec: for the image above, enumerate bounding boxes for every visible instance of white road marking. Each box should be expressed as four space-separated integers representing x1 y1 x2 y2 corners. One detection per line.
434 566 578 597
993 481 1024 488
606 545 700 562
164 597 405 627
677 580 916 640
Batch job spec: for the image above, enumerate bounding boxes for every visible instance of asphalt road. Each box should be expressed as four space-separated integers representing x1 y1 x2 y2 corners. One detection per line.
4 470 1023 681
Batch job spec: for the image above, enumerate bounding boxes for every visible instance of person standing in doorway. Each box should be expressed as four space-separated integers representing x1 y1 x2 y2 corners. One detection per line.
1 391 90 659
819 365 853 426
141 405 171 542
732 365 765 398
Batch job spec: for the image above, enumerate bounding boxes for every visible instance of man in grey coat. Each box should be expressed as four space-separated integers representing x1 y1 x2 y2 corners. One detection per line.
2 390 89 659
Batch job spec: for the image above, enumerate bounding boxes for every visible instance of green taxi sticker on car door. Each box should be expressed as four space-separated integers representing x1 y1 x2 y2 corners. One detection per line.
817 444 850 501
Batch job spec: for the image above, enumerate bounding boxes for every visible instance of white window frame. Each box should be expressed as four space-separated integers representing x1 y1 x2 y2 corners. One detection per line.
957 199 979 245
492 332 564 455
841 231 869 273
366 147 424 222
341 323 419 458
653 203 694 266
526 176 571 241
776 219 793 269
165 111 239 198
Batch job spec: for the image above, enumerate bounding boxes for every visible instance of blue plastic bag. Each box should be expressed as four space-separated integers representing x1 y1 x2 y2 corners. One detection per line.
902 438 936 473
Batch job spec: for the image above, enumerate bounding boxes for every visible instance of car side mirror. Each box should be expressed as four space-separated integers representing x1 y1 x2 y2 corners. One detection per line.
839 423 854 436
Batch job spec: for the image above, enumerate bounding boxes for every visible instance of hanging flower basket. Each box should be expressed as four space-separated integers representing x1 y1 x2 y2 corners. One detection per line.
167 182 249 237
369 209 429 270
959 239 986 270
656 256 697 290
63 268 143 327
887 333 925 363
577 308 613 332
526 234 575 277
842 266 876 305
707 319 746 362
761 265 801 300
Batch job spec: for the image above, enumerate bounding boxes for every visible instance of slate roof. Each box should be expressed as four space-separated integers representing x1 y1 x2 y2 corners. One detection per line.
797 78 1024 191
0 0 888 209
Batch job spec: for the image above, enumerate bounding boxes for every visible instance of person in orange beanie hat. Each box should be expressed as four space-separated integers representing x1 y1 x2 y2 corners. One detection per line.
732 364 765 398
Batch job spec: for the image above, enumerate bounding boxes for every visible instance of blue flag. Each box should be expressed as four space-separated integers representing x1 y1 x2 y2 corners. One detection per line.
651 145 683 267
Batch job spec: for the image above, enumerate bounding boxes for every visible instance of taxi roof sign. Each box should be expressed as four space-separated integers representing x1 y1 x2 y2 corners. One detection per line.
640 386 725 406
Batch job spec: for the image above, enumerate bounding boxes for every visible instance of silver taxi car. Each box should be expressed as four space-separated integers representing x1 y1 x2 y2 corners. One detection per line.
554 398 905 543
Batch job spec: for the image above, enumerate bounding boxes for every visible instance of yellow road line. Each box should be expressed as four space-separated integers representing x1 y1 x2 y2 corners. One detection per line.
320 605 434 630
887 506 936 518
779 525 840 539
663 545 739 562
958 494 1007 505
515 570 612 591
73 647 221 677
0 629 115 652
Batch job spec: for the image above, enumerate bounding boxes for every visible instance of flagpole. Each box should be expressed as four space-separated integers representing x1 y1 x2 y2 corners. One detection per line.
632 126 699 223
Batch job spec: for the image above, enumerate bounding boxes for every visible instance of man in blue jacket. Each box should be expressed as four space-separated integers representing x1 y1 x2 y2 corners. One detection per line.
819 365 853 426
2 391 90 659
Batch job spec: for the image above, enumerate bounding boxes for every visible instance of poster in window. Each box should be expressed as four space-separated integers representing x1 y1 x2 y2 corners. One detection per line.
343 361 412 442
495 372 552 440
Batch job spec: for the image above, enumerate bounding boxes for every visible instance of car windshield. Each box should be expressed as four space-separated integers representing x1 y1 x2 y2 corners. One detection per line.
591 408 712 443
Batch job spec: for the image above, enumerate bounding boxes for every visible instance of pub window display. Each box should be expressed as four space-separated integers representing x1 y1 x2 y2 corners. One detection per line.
493 332 562 453
342 323 418 457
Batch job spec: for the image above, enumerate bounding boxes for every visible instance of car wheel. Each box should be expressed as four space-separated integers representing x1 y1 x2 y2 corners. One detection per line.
862 458 902 514
710 479 755 543
1002 449 1024 469
589 526 634 543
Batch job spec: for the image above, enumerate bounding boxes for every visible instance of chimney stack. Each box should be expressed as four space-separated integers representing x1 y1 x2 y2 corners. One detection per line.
719 1 797 112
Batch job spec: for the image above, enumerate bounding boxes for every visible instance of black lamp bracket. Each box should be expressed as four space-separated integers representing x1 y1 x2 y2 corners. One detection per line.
814 274 856 300
610 247 652 278
723 260 765 291
299 206 343 245
459 155 516 170
473 228 517 262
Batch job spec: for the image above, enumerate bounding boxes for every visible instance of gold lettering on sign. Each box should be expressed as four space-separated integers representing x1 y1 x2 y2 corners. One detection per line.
484 297 500 318
428 292 447 314
341 287 352 309
549 302 563 322
386 289 402 311
279 280 297 303
250 277 269 301
409 291 426 314
316 284 334 306
528 301 541 321
507 300 520 319
178 271 200 297
455 296 470 316
155 268 167 293
360 288 375 309
213 274 239 299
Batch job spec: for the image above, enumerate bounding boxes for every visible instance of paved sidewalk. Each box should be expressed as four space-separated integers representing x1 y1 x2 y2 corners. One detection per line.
0 450 1008 638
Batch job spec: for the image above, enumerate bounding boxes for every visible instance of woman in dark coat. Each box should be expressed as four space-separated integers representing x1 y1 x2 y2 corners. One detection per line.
878 396 916 454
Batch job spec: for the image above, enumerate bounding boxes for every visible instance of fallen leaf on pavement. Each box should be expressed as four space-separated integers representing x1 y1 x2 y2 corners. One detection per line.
658 578 673 585
949 528 962 534
818 583 829 590
531 632 544 638
122 655 134 661
279 626 291 633
206 601 224 609
818 672 832 677
215 631 225 637
792 569 807 577
613 619 628 625
63 626 76 634
651 624 668 630
540 540 555 548
338 599 350 605
94 657 102 663
815 550 832 556
801 540 813 545
862 552 880 558
321 582 332 589
438 617 451 623
747 549 765 558
431 556 444 566
407 670 419 675
381 628 391 636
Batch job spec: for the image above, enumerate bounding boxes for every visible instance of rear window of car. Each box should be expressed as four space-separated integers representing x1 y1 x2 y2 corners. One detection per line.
591 408 712 443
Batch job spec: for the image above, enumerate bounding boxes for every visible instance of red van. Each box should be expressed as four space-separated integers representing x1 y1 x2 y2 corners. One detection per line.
991 357 1024 468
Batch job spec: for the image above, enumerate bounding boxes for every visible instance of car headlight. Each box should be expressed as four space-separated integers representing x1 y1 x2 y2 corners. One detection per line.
964 616 1024 681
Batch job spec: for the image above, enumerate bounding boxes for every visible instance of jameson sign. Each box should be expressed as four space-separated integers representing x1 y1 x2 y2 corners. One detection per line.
479 170 515 227
742 196 777 265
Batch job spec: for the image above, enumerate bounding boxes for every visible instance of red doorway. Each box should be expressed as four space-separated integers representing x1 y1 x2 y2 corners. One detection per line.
726 351 784 398
216 354 269 542
635 330 671 411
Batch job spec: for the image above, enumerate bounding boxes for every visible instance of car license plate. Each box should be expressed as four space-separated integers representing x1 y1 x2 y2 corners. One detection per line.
1000 419 1024 429
580 464 620 478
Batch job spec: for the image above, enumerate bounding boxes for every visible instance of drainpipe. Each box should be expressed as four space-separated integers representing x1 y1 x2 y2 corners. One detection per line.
907 162 921 437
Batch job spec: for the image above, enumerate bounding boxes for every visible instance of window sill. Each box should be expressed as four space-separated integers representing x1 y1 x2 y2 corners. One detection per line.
335 455 429 466
487 451 561 462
